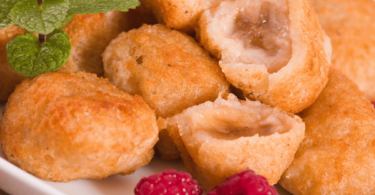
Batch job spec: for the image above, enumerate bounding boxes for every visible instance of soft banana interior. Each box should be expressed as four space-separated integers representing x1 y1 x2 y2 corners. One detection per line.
201 0 292 73
187 105 294 141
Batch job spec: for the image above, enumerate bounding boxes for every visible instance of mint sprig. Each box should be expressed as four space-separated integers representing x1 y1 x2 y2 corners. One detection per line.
0 0 140 32
1 0 139 77
7 29 71 77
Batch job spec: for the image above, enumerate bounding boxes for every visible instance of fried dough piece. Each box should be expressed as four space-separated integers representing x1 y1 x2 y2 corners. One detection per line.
59 11 129 76
0 72 158 182
310 0 375 101
139 0 221 33
279 69 375 195
197 0 331 113
0 25 27 101
166 93 305 190
103 24 230 160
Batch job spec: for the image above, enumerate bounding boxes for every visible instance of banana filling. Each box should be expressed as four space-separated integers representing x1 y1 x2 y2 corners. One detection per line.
204 0 292 73
170 93 302 145
190 106 293 140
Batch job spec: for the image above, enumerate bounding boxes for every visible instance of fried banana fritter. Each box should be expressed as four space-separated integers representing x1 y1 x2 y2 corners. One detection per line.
59 11 129 76
0 72 159 182
0 25 27 101
310 0 375 101
103 24 230 160
197 0 331 113
139 0 221 33
280 69 375 195
166 93 305 190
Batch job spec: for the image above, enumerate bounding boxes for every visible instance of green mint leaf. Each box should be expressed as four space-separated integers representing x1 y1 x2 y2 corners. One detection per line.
10 0 69 34
68 0 139 15
7 29 71 77
0 0 22 29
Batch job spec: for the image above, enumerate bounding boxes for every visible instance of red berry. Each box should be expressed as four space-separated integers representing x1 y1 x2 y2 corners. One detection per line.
134 169 203 195
207 170 278 195
372 102 375 107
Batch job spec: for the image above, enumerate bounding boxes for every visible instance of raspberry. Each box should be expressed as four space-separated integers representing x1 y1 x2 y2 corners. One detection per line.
372 102 375 107
207 170 278 195
134 169 203 195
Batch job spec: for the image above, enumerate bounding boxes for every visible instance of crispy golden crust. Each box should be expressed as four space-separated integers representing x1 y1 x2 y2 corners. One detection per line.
103 24 229 118
59 12 127 76
103 24 230 160
167 94 305 190
0 72 158 182
139 0 220 33
198 0 331 113
280 70 375 195
0 25 27 101
310 0 375 101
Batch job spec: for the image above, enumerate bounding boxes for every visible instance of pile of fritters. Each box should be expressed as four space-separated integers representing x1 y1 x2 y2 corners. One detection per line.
1 0 375 194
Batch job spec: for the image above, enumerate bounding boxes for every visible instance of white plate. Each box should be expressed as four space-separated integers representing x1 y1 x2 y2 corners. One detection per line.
0 103 291 195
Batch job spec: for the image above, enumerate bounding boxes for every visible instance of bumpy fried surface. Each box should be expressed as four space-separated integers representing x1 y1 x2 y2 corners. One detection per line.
167 93 305 190
280 69 375 195
310 0 375 101
0 72 158 182
59 12 128 76
0 25 27 101
103 24 229 117
103 24 229 160
198 0 331 113
139 0 220 33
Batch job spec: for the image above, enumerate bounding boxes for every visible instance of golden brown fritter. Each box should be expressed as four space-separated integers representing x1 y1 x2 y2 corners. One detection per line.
103 24 230 160
103 24 229 117
310 0 375 101
0 25 27 101
197 0 331 113
166 93 305 190
139 0 221 33
59 11 129 76
0 72 159 182
279 69 375 195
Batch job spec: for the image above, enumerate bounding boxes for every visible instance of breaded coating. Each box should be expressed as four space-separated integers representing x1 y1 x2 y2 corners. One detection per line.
0 72 159 182
197 0 331 113
280 70 375 195
103 24 230 160
139 0 221 33
167 93 305 190
103 24 229 117
0 25 27 101
59 11 129 76
310 0 375 101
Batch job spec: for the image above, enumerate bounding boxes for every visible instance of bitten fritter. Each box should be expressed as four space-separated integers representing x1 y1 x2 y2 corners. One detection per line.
280 69 375 195
59 11 129 76
138 0 221 33
0 72 159 182
197 0 331 113
310 0 375 101
103 24 230 160
0 25 27 101
166 93 305 190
